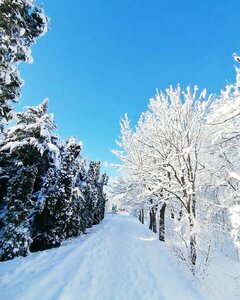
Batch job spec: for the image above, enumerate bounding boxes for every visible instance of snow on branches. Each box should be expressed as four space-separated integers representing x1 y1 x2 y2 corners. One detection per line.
113 66 240 274
0 0 49 137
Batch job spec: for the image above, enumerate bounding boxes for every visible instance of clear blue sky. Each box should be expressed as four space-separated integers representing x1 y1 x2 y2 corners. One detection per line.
18 0 240 177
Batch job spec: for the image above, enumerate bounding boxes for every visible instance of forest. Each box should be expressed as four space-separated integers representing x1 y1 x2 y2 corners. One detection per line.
0 0 108 262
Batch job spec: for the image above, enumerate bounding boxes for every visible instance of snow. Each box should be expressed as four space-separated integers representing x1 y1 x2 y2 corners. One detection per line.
229 171 240 182
47 143 61 168
5 73 11 85
1 140 28 152
0 213 202 300
19 28 26 37
202 254 240 299
0 213 239 300
235 66 240 87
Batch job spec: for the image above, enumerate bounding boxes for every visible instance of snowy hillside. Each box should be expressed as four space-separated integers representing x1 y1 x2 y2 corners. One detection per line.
0 213 239 300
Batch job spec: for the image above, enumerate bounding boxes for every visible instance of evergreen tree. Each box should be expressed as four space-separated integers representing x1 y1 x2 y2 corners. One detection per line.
0 99 59 196
0 165 37 261
65 186 84 238
30 138 82 251
0 100 59 258
0 151 12 212
0 0 48 137
72 161 90 234
83 161 101 227
0 1 108 262
96 172 108 222
82 161 108 226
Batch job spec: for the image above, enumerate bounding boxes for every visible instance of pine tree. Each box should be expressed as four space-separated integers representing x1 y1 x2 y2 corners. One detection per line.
0 100 60 258
0 0 48 137
96 172 108 222
65 187 84 238
72 161 90 233
0 151 12 212
82 161 108 226
0 165 37 261
83 161 101 227
30 137 82 251
1 99 59 176
0 1 109 261
0 99 59 198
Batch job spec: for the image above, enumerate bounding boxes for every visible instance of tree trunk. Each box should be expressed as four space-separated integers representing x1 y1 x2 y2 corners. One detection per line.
191 194 197 268
141 208 144 224
152 205 157 233
188 191 197 271
149 209 153 230
139 210 142 223
159 202 166 241
189 218 197 269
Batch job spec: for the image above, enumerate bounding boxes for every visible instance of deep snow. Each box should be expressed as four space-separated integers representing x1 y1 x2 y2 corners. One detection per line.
0 213 239 300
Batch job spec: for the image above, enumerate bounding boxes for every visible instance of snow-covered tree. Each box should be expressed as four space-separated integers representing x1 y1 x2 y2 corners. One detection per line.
97 171 108 221
199 66 240 257
0 0 48 138
0 99 108 259
0 99 59 194
0 165 37 261
83 161 101 226
1 99 57 154
0 1 108 261
31 137 82 251
0 99 60 257
113 85 211 270
72 161 90 233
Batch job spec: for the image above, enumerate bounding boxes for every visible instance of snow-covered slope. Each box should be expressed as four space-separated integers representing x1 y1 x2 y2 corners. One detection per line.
0 213 238 300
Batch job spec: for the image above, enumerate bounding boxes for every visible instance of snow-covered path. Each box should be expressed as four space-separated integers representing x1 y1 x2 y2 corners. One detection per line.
0 214 201 300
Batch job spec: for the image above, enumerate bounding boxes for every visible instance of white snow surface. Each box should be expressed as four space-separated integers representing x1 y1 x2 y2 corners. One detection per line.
0 213 239 300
